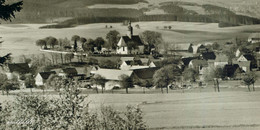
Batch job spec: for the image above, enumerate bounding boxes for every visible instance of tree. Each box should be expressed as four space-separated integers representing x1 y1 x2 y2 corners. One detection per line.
135 24 140 29
127 41 139 54
243 72 257 92
46 74 64 92
106 30 120 50
71 35 80 52
183 68 198 82
94 37 105 51
203 67 225 92
83 38 95 53
153 65 181 93
91 74 107 93
99 59 117 69
36 39 47 49
80 37 87 44
64 53 74 63
119 74 133 94
45 36 58 49
24 74 36 94
140 31 163 53
0 0 23 22
0 73 8 95
212 42 220 50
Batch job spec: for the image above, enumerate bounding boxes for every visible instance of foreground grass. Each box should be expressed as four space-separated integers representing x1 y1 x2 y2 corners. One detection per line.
1 87 260 129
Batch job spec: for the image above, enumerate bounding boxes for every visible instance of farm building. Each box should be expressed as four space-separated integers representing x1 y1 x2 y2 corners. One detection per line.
35 71 56 86
248 33 260 43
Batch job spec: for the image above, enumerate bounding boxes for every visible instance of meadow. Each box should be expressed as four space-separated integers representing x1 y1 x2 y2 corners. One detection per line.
1 21 260 59
1 88 260 130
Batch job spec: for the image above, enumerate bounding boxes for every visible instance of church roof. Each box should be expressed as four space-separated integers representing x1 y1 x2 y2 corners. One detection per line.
118 36 144 47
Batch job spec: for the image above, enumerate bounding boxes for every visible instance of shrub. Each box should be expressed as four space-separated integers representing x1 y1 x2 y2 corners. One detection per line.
0 81 147 129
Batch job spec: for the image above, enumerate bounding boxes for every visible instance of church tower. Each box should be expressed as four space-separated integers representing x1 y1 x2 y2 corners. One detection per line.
127 21 133 39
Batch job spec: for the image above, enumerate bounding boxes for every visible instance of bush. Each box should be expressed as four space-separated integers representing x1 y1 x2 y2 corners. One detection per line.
0 81 147 129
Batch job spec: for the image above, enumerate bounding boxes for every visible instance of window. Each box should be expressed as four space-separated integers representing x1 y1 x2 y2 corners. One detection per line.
123 47 125 51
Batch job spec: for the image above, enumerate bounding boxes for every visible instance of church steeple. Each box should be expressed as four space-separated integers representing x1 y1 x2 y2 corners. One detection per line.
127 21 133 39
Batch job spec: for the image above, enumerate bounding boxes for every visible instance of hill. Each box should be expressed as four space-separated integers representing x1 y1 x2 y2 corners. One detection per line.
5 0 260 28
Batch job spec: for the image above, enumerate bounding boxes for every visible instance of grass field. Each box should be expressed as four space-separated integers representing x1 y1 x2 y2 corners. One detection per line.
1 22 260 60
1 88 260 129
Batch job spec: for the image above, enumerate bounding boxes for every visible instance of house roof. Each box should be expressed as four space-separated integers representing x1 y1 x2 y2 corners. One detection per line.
233 61 251 67
191 59 208 67
181 57 195 66
215 54 229 62
243 54 255 61
118 36 144 47
39 71 56 80
133 67 159 80
223 64 239 77
8 63 30 74
129 66 150 70
169 43 192 51
94 69 133 80
201 52 216 60
61 68 78 75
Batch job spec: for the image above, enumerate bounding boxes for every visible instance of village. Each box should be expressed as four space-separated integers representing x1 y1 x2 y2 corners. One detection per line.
0 21 259 95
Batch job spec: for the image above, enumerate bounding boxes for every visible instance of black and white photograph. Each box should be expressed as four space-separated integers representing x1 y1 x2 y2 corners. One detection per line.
1 0 260 129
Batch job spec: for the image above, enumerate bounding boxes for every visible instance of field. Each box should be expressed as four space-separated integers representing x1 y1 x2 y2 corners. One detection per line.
1 88 260 129
1 22 260 60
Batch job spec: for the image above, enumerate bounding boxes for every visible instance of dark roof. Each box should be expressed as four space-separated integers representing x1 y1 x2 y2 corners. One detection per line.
133 67 159 80
243 54 255 61
39 71 56 80
223 64 239 77
61 68 78 75
182 57 195 66
122 36 143 46
8 63 30 74
125 60 142 65
201 52 216 60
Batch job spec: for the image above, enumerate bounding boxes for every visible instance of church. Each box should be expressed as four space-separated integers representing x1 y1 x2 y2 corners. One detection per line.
116 21 144 54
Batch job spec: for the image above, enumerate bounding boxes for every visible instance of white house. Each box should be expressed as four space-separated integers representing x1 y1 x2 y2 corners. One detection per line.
35 71 56 86
116 21 144 54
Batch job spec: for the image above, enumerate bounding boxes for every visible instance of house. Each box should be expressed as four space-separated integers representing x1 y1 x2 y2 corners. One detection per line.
5 63 30 80
92 69 133 90
58 68 78 78
192 44 207 54
233 60 251 72
168 43 193 53
116 21 144 54
248 33 260 43
200 51 216 60
237 54 257 68
189 59 208 74
213 54 229 68
35 71 56 86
